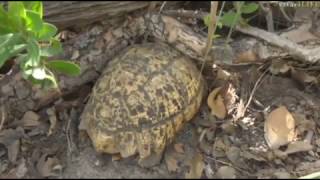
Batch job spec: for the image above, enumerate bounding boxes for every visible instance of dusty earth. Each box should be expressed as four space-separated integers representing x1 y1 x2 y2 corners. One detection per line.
1 7 320 179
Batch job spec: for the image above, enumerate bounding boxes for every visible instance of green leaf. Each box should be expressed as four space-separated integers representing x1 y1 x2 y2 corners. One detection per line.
0 5 11 34
203 14 211 27
23 1 43 18
7 2 26 30
46 60 81 76
0 33 26 68
241 3 259 14
37 23 57 41
40 39 63 57
219 11 240 27
25 10 43 32
25 38 40 67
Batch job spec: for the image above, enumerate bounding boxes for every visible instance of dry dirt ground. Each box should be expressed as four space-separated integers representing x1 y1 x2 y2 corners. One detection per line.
1 18 320 180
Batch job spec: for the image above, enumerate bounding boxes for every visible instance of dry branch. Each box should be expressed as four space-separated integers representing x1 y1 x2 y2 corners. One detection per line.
0 5 304 121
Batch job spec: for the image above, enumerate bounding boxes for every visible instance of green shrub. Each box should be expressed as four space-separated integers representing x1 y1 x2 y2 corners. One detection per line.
0 1 80 89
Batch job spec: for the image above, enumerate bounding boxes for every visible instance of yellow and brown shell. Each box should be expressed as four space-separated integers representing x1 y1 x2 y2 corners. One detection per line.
81 43 204 165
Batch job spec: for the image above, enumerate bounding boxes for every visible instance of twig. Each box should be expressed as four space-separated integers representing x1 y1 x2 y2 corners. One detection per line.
235 25 320 63
203 1 219 59
163 8 320 63
242 68 268 117
0 106 5 132
198 1 220 81
278 5 292 23
205 155 251 176
159 1 167 14
162 9 208 19
259 2 274 32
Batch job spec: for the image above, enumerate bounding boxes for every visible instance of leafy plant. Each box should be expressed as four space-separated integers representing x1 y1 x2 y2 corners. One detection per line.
0 1 80 89
203 2 259 29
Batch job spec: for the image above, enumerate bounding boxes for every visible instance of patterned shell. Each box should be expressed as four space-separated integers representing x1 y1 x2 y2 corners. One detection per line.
81 43 204 163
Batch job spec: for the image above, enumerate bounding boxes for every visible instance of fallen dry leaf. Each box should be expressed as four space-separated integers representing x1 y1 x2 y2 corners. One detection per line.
207 87 227 119
174 143 185 154
71 50 80 60
269 60 291 75
1 158 28 179
185 152 204 179
291 69 318 85
240 150 267 162
264 106 296 150
199 139 212 155
226 146 241 165
165 154 179 172
284 141 313 155
0 127 24 163
216 69 231 81
221 83 238 115
103 30 113 42
46 108 57 136
216 166 236 179
21 111 40 128
280 23 319 43
221 121 236 134
112 154 122 161
36 153 60 178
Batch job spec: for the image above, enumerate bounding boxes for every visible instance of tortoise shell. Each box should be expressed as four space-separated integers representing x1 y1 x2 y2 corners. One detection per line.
81 42 205 166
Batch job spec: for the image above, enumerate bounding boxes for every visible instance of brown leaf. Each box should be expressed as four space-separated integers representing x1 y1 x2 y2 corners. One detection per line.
207 87 227 119
46 108 57 136
165 152 179 172
216 69 231 81
291 69 318 85
241 150 267 162
284 141 313 155
280 23 318 43
174 143 185 154
21 111 40 128
71 50 80 60
112 154 122 161
103 30 113 42
234 50 258 64
264 106 296 149
0 127 24 163
221 83 238 115
185 152 204 179
269 60 291 75
226 146 241 164
1 158 27 179
36 153 60 177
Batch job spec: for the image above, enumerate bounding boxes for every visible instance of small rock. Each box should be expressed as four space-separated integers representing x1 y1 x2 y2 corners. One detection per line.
1 84 14 96
15 82 30 99
274 171 291 179
216 166 236 179
94 160 101 166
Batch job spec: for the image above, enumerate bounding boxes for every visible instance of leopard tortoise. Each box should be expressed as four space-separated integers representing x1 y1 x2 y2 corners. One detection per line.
80 42 205 167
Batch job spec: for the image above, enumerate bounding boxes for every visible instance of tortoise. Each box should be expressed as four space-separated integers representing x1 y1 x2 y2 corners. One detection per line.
80 42 205 167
